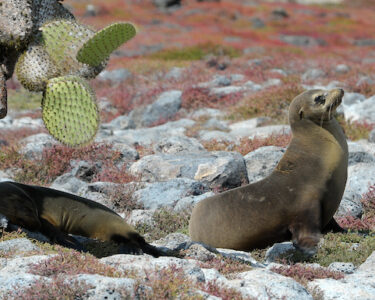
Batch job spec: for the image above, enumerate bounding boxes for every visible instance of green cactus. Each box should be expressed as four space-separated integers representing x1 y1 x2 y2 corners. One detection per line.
1 0 137 146
42 75 99 147
77 22 136 66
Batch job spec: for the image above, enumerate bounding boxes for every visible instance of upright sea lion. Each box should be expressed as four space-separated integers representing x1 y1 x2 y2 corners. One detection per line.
189 88 348 254
0 181 161 257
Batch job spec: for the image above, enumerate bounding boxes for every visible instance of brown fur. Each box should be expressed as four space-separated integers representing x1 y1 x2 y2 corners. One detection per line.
0 181 161 257
189 89 348 254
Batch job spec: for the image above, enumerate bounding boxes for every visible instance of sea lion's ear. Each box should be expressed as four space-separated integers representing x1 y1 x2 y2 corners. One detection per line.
299 108 304 120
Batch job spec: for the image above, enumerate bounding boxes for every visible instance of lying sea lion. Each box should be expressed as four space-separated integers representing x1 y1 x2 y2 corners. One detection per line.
0 181 161 256
189 88 348 254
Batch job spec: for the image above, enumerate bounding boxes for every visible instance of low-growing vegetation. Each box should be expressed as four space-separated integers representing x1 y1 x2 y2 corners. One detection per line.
198 256 252 276
135 208 191 242
271 264 344 286
338 116 375 141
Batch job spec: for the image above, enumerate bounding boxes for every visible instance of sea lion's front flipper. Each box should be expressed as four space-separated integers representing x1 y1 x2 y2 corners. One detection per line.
322 217 347 233
39 218 85 252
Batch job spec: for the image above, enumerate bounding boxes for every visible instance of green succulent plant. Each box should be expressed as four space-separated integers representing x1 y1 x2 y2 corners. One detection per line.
1 0 136 147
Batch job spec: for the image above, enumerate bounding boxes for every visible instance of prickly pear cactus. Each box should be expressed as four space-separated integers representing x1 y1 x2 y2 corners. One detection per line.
43 76 99 147
1 0 137 146
77 23 136 66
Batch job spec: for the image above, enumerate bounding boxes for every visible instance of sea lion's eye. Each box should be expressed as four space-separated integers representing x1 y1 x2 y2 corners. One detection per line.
314 95 325 105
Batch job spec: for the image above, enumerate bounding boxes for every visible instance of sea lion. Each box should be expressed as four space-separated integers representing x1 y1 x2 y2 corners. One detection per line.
189 88 348 254
0 181 161 257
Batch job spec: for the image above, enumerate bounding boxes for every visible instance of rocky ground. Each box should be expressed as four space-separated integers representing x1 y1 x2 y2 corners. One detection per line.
1 0 375 299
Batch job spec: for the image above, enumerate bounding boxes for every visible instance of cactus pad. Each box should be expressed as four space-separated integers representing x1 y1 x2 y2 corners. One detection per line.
77 23 136 66
42 76 99 147
15 44 59 92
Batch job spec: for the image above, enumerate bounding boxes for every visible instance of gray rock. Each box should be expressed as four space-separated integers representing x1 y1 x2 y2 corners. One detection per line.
203 118 230 131
217 248 265 268
369 128 375 143
101 115 136 131
130 151 248 188
140 90 182 127
335 64 350 73
263 78 282 87
344 95 375 122
84 4 98 16
105 119 195 146
244 146 285 183
152 233 192 251
184 243 217 262
346 162 375 196
190 108 224 119
280 34 326 47
0 238 40 256
97 68 132 83
265 242 296 263
328 262 355 274
232 269 313 300
229 117 270 138
0 273 47 297
18 133 57 160
72 274 136 299
357 76 375 87
251 17 266 28
126 209 155 227
153 0 181 9
230 74 245 82
153 135 205 154
335 189 363 218
198 130 235 143
348 151 375 165
302 68 326 81
111 143 139 161
0 255 53 274
134 178 208 209
174 191 215 211
342 92 366 106
165 67 184 80
50 174 88 194
243 80 262 91
209 85 245 96
354 39 375 46
245 125 290 139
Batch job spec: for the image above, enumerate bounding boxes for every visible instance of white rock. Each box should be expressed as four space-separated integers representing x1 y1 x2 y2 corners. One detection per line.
229 117 270 138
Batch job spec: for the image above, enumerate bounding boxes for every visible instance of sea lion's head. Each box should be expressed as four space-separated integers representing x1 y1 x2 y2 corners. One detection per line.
289 88 344 126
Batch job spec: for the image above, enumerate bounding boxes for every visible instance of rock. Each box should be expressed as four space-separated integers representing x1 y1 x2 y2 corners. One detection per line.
130 151 248 189
244 146 285 183
153 0 181 9
229 117 270 138
203 118 230 131
84 4 98 17
50 173 88 194
230 74 245 82
302 68 326 81
72 274 136 299
189 108 224 119
346 162 375 197
139 90 182 127
153 135 206 154
335 189 363 218
245 125 290 139
272 8 289 19
165 67 184 80
0 273 47 297
104 119 195 146
243 80 262 91
354 39 375 46
344 95 375 123
98 69 132 83
152 233 192 251
263 78 282 87
251 17 266 29
101 115 136 131
280 35 326 47
18 133 57 160
265 242 296 263
0 255 52 274
134 178 209 209
369 129 375 143
348 151 375 165
232 269 313 300
126 209 155 227
335 64 350 73
198 130 235 143
328 262 355 274
0 238 40 256
174 192 215 211
184 243 217 262
70 160 100 182
217 248 265 268
209 86 244 96
111 143 139 161
342 92 366 106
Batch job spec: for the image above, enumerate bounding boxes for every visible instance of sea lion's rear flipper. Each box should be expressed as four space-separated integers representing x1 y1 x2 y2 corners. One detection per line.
322 217 347 234
39 218 85 252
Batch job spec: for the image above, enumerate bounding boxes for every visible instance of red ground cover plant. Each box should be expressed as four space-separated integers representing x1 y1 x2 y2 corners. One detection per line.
271 263 344 285
198 256 252 275
337 185 375 231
